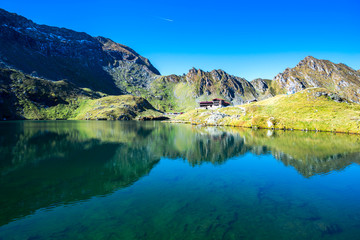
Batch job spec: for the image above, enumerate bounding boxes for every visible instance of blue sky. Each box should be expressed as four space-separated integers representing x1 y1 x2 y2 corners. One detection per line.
2 0 360 79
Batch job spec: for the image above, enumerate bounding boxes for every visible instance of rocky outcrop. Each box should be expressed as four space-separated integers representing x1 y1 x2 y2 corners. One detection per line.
273 56 360 103
250 78 269 94
250 78 274 100
206 112 230 125
0 8 160 95
313 91 345 103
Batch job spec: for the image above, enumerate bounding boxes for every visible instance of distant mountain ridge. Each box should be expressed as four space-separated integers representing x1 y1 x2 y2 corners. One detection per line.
1 8 360 120
133 68 274 112
0 8 159 95
148 56 360 110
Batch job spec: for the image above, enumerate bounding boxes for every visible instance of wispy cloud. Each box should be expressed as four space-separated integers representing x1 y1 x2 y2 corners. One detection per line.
157 17 174 22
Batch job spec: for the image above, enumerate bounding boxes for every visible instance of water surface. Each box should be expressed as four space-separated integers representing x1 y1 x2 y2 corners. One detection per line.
0 121 360 239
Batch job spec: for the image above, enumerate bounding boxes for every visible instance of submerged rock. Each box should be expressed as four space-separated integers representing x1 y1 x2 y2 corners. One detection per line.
315 221 342 235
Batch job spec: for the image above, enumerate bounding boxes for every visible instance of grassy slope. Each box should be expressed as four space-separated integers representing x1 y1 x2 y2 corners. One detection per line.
176 88 360 134
145 76 179 112
0 68 162 120
137 76 198 112
0 68 104 120
73 95 162 120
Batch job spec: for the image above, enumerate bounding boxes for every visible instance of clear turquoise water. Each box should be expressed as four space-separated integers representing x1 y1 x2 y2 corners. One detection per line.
0 121 360 240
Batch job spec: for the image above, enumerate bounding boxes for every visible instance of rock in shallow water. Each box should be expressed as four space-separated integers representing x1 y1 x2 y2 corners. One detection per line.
315 221 342 235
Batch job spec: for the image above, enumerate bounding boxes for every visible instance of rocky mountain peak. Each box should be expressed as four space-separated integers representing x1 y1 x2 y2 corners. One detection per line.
189 67 203 74
273 56 360 102
301 55 317 63
95 36 160 75
296 56 328 71
186 68 205 81
210 69 226 75
182 68 267 104
250 78 270 95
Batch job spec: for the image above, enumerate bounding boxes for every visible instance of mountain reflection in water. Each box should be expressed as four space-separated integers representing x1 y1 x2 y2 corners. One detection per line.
0 120 359 230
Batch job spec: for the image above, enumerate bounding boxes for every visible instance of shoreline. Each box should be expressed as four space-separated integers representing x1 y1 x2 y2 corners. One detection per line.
171 89 360 135
1 118 359 135
165 120 360 135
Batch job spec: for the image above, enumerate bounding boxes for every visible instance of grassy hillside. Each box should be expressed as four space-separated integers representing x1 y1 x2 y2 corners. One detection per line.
0 68 104 120
144 76 200 112
175 88 360 134
73 95 162 120
0 68 162 120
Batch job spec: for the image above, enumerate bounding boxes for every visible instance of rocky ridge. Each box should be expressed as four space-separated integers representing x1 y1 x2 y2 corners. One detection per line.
141 68 274 112
272 56 360 103
186 68 258 104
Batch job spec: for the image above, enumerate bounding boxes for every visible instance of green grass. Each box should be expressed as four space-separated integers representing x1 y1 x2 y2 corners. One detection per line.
176 88 360 134
137 76 198 112
73 95 162 120
0 68 102 120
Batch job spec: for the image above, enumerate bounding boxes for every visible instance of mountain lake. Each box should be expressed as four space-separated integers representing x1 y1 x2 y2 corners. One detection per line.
0 121 359 240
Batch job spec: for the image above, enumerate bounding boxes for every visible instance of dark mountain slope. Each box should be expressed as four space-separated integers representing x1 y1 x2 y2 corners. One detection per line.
0 8 159 95
0 68 101 120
